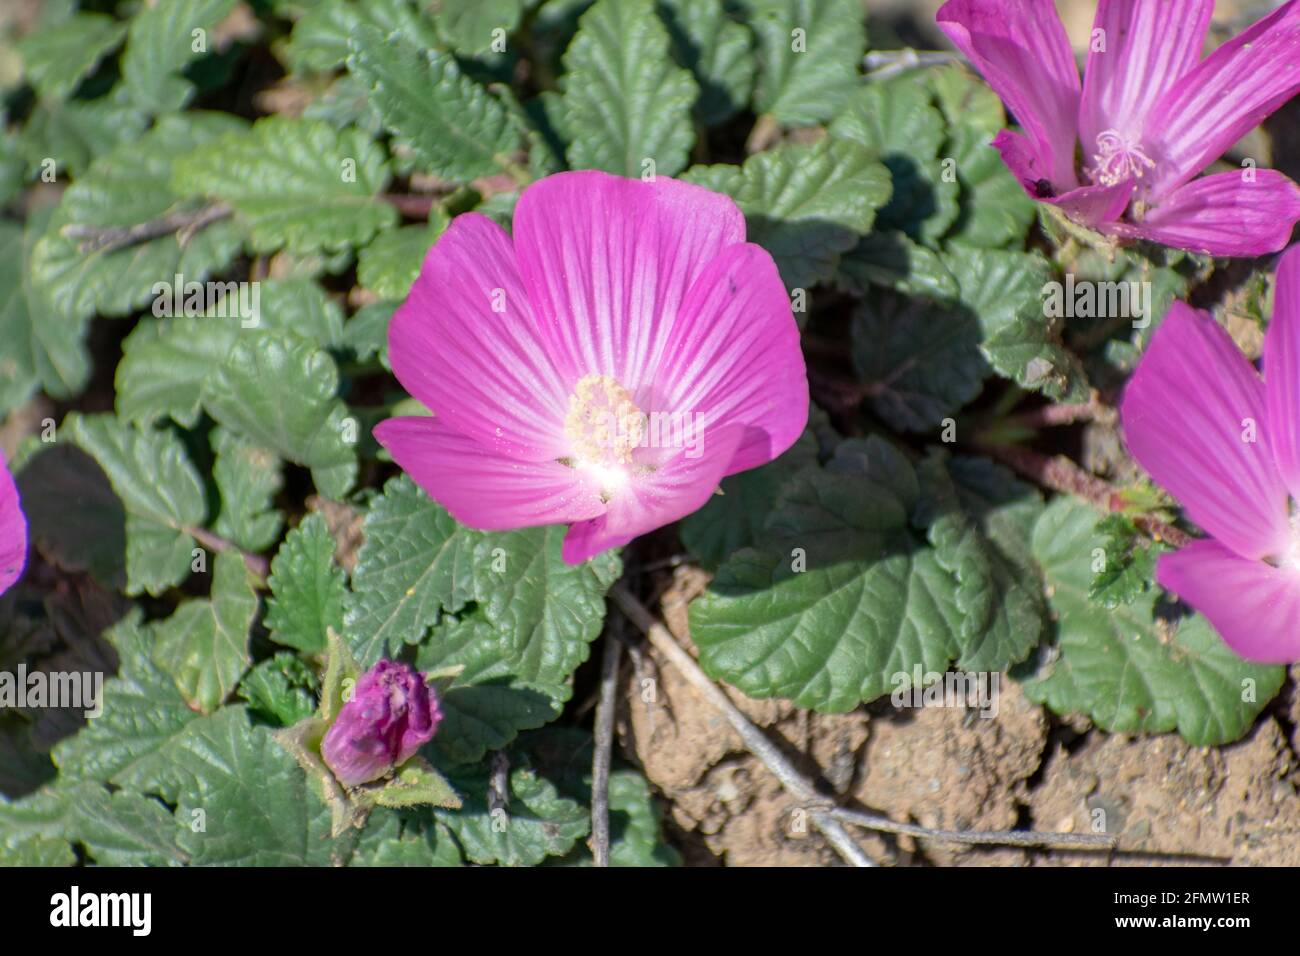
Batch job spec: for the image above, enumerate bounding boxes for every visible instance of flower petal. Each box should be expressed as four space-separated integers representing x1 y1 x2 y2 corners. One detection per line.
995 129 1136 226
1078 0 1213 151
1264 244 1300 500
0 452 25 596
648 243 807 476
561 424 744 564
388 213 570 461
1120 301 1291 560
1145 0 1300 198
374 417 605 531
1158 540 1300 663
936 0 1081 188
512 170 746 394
1112 169 1300 256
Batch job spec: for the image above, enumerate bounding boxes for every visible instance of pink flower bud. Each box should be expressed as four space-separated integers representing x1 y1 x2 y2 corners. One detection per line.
321 660 442 787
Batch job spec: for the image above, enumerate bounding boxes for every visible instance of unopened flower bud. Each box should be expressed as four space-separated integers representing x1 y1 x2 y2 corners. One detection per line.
321 660 442 787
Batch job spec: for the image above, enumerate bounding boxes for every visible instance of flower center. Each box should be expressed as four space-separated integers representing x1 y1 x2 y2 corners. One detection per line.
1090 129 1155 187
1284 508 1300 572
563 374 647 477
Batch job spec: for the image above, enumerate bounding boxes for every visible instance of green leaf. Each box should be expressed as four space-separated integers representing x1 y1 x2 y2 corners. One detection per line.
211 428 283 553
162 707 356 865
64 783 187 866
941 245 1090 403
690 437 965 711
0 833 75 866
153 552 258 714
0 790 75 865
202 334 358 498
830 75 958 244
945 123 1035 249
238 653 319 726
344 301 396 366
357 213 446 300
518 730 681 866
680 429 818 567
115 318 236 428
471 526 621 686
1088 514 1160 609
349 817 462 866
18 92 150 181
417 617 566 766
562 0 698 177
346 478 619 682
851 288 988 432
604 770 680 866
0 135 23 208
257 277 346 346
361 755 461 811
684 138 890 291
745 0 865 125
835 230 957 299
64 413 206 596
437 765 588 866
51 612 199 789
116 278 344 427
658 0 753 125
266 512 347 655
435 0 527 56
171 116 396 255
283 0 439 73
347 24 522 182
929 64 1005 137
915 453 1044 672
18 12 126 100
345 475 478 665
29 112 246 324
1019 499 1285 745
0 208 90 415
122 0 238 113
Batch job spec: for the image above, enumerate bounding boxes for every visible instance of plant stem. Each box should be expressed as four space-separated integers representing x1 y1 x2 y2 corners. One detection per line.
979 443 1191 548
591 624 621 868
609 583 878 868
825 807 1115 850
1007 396 1114 429
863 48 964 80
63 202 232 255
382 193 438 219
188 526 270 582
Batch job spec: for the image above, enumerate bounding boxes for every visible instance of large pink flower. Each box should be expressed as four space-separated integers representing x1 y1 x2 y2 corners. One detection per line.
937 0 1300 257
0 451 25 597
1122 245 1300 662
374 171 809 565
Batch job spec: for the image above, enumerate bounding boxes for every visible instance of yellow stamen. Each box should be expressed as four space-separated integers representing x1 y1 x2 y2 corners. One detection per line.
563 374 646 467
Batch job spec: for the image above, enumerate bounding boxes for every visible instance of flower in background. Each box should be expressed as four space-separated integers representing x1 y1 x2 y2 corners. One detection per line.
321 660 443 787
937 0 1300 257
1122 245 1300 662
375 170 808 565
0 452 26 597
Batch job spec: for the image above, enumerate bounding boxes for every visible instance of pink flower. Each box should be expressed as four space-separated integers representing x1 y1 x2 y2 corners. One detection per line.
374 171 809 564
937 0 1300 257
0 451 26 597
321 660 443 787
1121 245 1300 662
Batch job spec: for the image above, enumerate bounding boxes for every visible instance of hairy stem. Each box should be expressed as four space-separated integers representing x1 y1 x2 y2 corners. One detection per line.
980 443 1191 548
64 202 232 255
188 526 270 582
